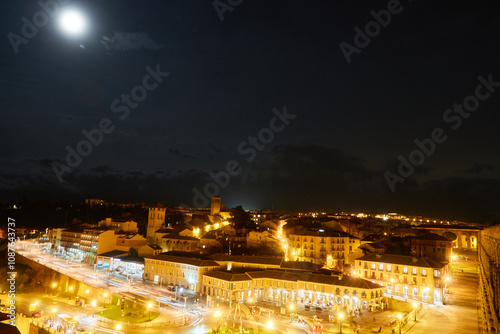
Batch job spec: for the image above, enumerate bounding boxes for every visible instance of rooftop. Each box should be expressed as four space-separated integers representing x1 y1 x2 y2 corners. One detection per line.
144 253 220 267
356 254 446 268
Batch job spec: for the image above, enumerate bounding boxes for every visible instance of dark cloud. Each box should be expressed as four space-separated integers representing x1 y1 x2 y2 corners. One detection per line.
466 163 495 174
101 32 165 52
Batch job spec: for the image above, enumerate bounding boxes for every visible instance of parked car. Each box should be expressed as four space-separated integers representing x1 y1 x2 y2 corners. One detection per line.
32 311 41 318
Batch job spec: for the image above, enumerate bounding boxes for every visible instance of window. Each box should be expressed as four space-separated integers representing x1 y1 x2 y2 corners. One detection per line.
422 269 426 276
379 264 383 271
433 270 440 277
371 263 376 270
387 264 391 271
422 278 426 284
412 277 417 284
412 268 417 275
359 261 362 266
403 267 408 274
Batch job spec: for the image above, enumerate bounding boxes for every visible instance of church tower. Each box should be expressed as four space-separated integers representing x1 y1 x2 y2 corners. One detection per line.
147 205 166 244
211 196 221 216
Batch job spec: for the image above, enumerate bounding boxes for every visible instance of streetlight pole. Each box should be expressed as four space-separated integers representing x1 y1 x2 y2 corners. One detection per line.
338 312 343 333
214 311 221 333
413 303 417 321
159 278 163 308
398 314 402 334
147 302 152 321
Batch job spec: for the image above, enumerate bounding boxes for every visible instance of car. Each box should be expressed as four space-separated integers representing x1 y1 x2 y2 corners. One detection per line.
32 311 41 318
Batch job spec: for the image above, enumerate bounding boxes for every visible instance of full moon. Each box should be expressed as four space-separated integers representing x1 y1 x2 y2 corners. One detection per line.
58 10 87 36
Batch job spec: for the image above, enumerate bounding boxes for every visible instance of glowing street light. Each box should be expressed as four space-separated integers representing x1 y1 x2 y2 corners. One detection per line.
91 300 96 317
266 320 273 328
338 312 343 333
147 302 153 321
397 314 402 334
116 324 121 331
413 303 418 321
214 311 221 331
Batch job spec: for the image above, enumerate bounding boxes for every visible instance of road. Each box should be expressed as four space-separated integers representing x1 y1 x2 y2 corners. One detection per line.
14 241 481 334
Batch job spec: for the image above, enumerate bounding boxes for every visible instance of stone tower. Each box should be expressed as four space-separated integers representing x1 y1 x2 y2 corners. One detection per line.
147 205 166 244
211 196 221 216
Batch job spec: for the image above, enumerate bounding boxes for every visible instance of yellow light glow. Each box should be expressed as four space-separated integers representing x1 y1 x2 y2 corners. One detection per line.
266 320 273 328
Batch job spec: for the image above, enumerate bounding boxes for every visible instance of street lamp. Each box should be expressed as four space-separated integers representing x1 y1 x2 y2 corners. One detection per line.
52 283 57 295
397 314 402 334
103 293 108 307
266 320 273 329
116 324 121 331
147 302 153 321
413 303 417 321
68 286 73 299
52 308 57 323
338 312 343 333
91 300 96 317
214 310 221 332
159 278 163 308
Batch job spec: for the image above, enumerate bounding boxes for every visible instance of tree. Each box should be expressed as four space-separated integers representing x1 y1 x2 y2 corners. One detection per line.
230 206 252 229
129 248 139 257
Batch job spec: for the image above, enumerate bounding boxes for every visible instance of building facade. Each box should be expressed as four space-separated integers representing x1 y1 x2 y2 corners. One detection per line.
355 254 449 305
407 233 453 262
202 270 385 310
143 254 221 292
288 229 360 268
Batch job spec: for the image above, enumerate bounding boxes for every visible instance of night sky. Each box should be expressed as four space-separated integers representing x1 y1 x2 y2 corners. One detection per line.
1 0 500 222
